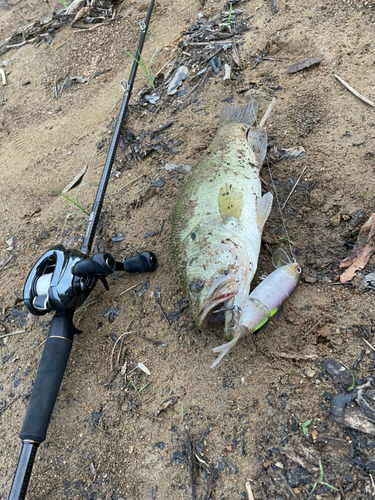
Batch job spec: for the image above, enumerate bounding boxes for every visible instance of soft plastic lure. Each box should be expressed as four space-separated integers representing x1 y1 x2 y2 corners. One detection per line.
211 249 302 368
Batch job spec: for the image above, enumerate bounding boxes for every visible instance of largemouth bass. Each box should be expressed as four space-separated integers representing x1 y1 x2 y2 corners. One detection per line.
171 101 273 346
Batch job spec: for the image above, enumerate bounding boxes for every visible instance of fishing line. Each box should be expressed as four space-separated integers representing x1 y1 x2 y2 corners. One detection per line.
238 40 296 262
266 157 296 262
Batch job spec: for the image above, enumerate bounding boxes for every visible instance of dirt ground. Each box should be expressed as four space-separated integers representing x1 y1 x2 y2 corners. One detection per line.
1 0 375 498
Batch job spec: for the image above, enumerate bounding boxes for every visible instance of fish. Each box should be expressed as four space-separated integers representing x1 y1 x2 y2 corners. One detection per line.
211 253 302 367
171 100 274 346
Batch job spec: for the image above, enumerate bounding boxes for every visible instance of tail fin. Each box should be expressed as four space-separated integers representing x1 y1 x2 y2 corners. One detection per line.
220 101 259 127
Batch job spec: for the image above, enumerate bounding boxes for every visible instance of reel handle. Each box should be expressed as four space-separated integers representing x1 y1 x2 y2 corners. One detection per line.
122 251 157 273
73 252 116 278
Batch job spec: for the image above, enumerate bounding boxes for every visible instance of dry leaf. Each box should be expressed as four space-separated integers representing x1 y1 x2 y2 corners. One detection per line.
72 3 93 25
340 213 375 283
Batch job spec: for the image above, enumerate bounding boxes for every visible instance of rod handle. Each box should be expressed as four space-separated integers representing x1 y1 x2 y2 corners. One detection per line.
19 311 75 443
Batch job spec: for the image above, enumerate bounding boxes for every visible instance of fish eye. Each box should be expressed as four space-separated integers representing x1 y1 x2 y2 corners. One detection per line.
295 266 302 274
190 279 204 294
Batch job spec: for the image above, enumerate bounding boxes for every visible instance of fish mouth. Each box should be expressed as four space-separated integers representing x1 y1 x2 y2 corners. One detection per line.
196 292 236 330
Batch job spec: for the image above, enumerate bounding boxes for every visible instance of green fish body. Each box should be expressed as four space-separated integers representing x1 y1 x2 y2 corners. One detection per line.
171 101 272 341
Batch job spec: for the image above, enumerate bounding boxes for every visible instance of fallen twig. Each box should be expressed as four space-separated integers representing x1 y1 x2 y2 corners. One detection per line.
363 338 375 352
156 300 170 324
259 97 276 128
110 320 134 372
0 329 25 339
231 39 242 67
0 257 12 272
246 480 255 500
120 280 144 296
370 474 375 495
263 56 289 61
54 75 58 100
335 74 374 107
282 165 307 210
203 470 214 500
0 68 7 86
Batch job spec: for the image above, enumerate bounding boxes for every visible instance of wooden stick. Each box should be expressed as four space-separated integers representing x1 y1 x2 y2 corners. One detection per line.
0 329 25 339
282 165 307 210
363 338 375 352
246 480 255 500
263 56 289 61
223 64 231 85
120 280 144 296
335 74 374 107
231 39 242 67
259 97 276 128
0 68 7 86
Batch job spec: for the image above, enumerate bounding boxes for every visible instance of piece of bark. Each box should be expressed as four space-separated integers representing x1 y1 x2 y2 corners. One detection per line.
340 213 375 283
62 166 87 194
287 57 321 74
281 440 320 473
231 40 242 67
330 406 375 436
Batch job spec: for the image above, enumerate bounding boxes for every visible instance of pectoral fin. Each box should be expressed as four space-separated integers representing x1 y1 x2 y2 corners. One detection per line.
218 184 244 221
257 192 273 230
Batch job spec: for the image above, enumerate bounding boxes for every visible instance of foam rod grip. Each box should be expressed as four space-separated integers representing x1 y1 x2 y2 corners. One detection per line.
20 311 74 443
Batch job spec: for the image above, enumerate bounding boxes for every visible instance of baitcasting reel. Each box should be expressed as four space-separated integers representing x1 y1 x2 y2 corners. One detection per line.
24 244 157 316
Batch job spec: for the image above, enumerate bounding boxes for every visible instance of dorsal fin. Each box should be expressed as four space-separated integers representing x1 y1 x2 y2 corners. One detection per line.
220 101 259 127
218 184 244 221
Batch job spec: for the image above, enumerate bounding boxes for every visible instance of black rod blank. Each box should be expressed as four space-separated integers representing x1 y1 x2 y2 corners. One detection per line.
81 0 155 255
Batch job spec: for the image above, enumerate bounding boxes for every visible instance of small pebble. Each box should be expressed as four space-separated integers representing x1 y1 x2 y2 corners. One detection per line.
153 178 164 188
305 368 315 378
210 55 222 74
331 394 351 417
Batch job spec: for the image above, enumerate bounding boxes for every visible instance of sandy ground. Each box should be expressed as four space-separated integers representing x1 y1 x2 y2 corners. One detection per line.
1 0 375 498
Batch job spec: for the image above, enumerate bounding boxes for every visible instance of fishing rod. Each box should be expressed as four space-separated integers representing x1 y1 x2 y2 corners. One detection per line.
8 1 156 498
